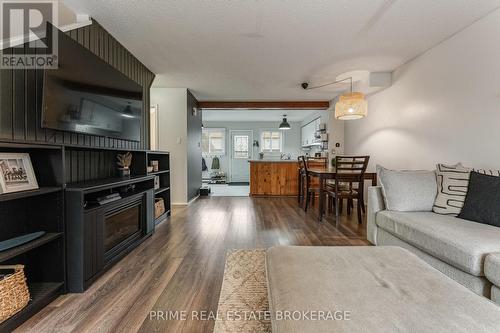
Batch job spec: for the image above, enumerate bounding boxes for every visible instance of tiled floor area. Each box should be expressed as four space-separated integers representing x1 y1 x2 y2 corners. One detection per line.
207 184 250 196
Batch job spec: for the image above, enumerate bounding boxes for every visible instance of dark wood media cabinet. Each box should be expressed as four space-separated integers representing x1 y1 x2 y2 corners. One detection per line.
0 140 170 331
66 176 156 292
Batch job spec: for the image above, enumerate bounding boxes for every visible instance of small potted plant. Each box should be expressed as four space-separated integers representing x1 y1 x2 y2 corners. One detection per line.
116 152 132 177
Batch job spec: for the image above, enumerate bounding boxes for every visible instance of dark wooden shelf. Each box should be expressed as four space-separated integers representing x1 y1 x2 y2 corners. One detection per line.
155 187 170 195
0 282 64 332
0 140 62 150
66 175 155 193
147 150 170 155
0 233 63 263
83 189 147 211
148 170 169 176
0 187 62 202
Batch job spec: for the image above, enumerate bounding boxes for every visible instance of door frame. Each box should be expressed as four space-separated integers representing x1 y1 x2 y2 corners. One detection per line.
150 104 159 150
228 129 254 183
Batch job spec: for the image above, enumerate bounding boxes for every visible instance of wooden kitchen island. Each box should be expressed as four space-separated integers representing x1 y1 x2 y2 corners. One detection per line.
249 160 299 196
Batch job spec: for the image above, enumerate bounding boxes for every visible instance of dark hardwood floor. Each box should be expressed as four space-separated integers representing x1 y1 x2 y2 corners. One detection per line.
16 196 369 333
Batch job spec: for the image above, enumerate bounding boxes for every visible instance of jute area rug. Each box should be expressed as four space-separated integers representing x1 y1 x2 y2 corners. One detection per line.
213 249 271 333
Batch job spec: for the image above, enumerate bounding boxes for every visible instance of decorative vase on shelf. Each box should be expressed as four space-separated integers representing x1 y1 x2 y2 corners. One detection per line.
117 152 132 178
118 167 130 178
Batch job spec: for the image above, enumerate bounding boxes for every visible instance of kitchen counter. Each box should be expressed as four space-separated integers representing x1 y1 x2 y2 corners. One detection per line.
248 159 297 163
249 160 298 196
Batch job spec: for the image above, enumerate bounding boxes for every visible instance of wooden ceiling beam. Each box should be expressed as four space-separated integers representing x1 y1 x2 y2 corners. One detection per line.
197 101 330 110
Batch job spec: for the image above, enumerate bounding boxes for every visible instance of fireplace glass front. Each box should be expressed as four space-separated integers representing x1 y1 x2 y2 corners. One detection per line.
104 203 141 253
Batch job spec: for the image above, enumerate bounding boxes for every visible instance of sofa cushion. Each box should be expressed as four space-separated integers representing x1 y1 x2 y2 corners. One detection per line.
376 211 500 276
377 165 437 211
376 228 492 297
485 253 500 287
492 286 500 305
458 172 500 227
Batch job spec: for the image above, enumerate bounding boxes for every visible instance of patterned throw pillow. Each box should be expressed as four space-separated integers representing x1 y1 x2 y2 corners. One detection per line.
433 163 500 216
433 163 470 216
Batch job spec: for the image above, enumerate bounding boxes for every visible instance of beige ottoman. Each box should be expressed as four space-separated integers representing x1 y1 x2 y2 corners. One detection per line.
485 253 500 305
266 246 500 333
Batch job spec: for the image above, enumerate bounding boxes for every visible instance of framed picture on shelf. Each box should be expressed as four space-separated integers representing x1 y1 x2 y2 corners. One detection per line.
0 153 39 194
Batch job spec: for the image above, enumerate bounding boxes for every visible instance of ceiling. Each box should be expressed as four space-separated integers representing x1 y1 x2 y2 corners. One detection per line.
202 109 321 122
63 0 500 100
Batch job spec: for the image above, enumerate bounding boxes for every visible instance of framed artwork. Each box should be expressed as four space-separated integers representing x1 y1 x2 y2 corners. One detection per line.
0 153 39 194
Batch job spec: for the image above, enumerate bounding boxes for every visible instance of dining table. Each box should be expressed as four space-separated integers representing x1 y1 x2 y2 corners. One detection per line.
305 167 378 222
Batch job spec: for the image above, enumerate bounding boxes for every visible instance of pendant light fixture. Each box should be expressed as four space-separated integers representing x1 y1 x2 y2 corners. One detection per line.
335 92 367 120
279 115 291 130
301 77 367 120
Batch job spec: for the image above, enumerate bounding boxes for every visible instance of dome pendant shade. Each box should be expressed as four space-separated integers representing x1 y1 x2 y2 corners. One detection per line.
335 92 367 120
279 116 291 130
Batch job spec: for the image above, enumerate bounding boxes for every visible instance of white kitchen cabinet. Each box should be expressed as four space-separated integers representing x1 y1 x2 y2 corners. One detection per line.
301 118 322 147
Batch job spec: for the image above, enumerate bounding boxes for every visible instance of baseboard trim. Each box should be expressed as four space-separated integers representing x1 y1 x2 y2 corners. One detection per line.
187 195 199 205
172 195 199 207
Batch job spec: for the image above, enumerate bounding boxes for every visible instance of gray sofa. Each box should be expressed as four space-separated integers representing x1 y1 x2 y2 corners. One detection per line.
368 186 500 304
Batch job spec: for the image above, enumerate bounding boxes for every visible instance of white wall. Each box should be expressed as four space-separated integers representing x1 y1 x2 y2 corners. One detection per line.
328 108 345 156
345 9 500 171
202 121 302 180
151 88 188 205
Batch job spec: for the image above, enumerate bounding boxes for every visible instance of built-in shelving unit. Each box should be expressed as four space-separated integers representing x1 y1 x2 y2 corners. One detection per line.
0 140 170 330
66 175 155 192
0 141 66 332
0 282 65 332
155 187 170 195
148 170 170 176
0 187 63 202
146 151 171 225
0 233 63 262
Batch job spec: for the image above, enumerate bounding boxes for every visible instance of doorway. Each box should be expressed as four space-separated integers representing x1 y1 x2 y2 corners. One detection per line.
229 130 253 183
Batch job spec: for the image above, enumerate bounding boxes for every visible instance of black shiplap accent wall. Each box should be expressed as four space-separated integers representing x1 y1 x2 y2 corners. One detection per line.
0 20 155 150
64 149 119 184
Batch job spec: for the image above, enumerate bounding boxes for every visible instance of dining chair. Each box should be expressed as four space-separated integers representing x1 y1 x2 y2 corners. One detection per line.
306 156 328 168
332 156 367 215
297 156 306 204
298 156 321 212
325 156 370 225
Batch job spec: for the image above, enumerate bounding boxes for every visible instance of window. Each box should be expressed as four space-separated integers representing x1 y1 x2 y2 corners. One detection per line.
202 128 226 156
261 131 282 153
233 135 249 159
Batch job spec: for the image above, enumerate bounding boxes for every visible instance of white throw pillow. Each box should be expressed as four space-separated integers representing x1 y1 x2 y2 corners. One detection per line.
377 165 437 212
433 163 470 216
